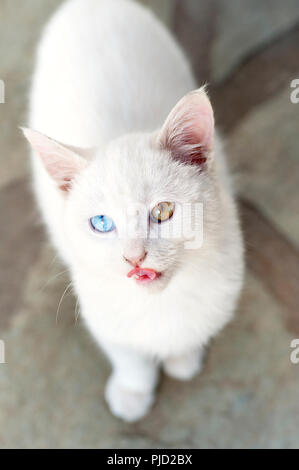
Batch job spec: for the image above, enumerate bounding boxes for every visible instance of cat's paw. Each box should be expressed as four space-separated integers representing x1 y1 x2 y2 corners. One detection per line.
163 349 204 381
105 374 155 422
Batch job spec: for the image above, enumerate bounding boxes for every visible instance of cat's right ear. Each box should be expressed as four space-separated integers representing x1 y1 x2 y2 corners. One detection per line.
21 128 91 192
156 87 214 168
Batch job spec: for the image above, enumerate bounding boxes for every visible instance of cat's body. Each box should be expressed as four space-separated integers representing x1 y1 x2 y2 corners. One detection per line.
25 0 244 421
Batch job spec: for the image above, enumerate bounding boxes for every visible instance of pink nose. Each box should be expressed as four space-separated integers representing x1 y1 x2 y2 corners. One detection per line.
123 251 147 267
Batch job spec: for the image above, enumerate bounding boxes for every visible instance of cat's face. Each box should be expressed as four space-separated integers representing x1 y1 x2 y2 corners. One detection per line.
23 88 215 289
64 135 210 286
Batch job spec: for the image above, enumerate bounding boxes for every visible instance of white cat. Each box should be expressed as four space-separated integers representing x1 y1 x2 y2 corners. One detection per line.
23 0 244 422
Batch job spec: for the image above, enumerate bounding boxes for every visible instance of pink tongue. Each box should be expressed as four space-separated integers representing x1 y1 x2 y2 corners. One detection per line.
127 267 159 284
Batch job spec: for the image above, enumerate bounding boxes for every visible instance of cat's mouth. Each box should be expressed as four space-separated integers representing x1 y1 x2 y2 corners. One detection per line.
127 267 161 285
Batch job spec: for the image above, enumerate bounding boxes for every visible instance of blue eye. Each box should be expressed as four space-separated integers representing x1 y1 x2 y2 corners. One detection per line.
90 215 115 233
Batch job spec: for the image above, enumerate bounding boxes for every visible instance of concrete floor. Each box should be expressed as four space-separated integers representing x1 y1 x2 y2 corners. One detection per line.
1 0 299 448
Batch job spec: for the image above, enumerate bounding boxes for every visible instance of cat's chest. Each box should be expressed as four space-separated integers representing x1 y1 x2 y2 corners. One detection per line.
75 272 234 358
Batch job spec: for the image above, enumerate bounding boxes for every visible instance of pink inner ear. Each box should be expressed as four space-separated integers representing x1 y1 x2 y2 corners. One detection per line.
58 179 72 192
159 89 214 166
169 126 208 166
22 128 87 191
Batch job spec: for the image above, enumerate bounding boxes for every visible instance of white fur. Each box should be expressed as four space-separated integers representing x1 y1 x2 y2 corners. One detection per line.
26 0 244 421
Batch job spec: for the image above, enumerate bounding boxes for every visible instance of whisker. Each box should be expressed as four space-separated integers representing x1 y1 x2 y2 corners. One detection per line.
56 281 73 324
75 299 81 326
39 269 69 294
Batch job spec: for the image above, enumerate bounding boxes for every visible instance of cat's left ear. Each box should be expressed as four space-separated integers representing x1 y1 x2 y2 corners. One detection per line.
157 87 214 167
22 128 91 192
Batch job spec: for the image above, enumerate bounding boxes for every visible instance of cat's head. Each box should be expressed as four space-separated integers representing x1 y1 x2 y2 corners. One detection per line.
23 88 216 289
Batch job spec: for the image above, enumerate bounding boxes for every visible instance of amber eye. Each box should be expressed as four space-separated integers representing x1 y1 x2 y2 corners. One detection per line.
150 202 175 224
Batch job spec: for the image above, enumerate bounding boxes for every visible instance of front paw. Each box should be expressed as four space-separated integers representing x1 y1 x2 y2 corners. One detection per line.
105 374 155 422
163 349 204 381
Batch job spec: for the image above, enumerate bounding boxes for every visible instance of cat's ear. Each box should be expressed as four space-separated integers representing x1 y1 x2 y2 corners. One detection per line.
157 87 214 167
22 128 90 192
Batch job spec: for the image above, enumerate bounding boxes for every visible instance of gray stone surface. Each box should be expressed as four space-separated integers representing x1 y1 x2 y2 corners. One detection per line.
229 84 299 247
139 0 174 27
211 0 299 82
0 0 62 189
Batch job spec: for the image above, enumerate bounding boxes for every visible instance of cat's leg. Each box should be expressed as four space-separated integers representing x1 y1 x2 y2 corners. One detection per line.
101 341 159 422
163 348 204 381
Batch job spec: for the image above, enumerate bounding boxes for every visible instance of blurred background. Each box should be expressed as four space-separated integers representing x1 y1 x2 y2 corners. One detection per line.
1 0 299 449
